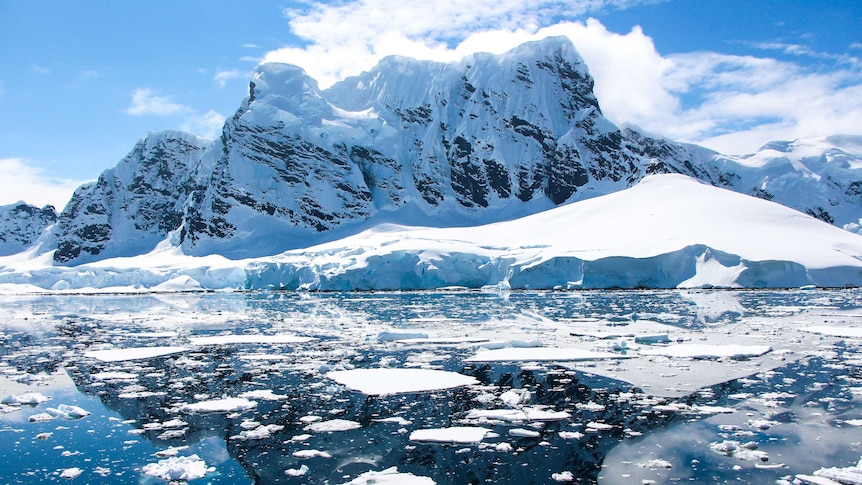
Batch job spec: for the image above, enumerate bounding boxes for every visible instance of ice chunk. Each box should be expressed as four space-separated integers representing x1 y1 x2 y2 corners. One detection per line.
180 398 257 414
45 404 89 420
466 347 628 362
189 334 314 345
142 454 210 481
409 426 491 444
327 368 478 395
84 346 189 362
305 419 361 433
340 466 435 484
2 392 50 405
639 344 772 359
466 407 569 422
293 449 332 459
800 326 862 339
59 467 83 479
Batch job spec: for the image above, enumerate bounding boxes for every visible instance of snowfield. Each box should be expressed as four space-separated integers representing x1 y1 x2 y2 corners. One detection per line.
2 174 862 291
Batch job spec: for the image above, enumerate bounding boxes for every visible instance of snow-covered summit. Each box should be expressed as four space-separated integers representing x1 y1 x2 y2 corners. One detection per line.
0 202 56 256
2 36 862 290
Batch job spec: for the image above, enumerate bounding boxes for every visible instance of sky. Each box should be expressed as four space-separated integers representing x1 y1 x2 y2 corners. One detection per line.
1 0 860 210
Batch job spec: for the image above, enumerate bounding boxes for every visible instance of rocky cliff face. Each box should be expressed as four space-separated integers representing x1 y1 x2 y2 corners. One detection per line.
171 36 715 258
52 131 211 263
2 36 860 265
0 202 57 256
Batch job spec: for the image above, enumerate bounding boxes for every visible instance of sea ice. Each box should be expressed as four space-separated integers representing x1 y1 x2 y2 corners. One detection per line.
2 392 50 405
45 404 89 420
639 344 772 359
84 346 189 362
180 397 257 414
466 407 570 422
796 456 862 484
304 419 362 433
409 426 491 444
326 368 479 395
340 466 436 484
142 454 210 481
189 334 314 345
800 326 862 339
292 449 333 459
466 347 628 362
59 467 82 479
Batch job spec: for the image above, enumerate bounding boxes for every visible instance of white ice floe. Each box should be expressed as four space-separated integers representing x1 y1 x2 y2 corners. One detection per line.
801 326 862 339
142 454 211 481
466 407 570 422
45 404 89 420
237 389 289 401
509 428 541 438
29 413 53 422
59 467 83 479
465 347 628 362
340 466 436 484
639 344 772 359
409 426 491 444
2 392 50 405
91 372 138 381
232 424 284 440
84 346 189 362
708 440 769 462
286 465 309 477
180 397 257 414
304 419 362 433
551 471 574 482
189 334 314 346
292 449 332 459
797 456 862 485
326 368 478 395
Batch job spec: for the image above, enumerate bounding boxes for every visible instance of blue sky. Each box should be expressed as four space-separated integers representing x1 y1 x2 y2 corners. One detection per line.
1 0 860 210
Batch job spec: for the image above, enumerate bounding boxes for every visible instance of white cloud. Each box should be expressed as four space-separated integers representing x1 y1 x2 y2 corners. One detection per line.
259 0 862 154
181 110 227 140
125 88 188 116
0 158 87 211
31 63 50 75
213 69 248 88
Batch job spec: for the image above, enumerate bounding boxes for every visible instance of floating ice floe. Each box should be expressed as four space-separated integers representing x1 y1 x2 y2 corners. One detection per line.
800 326 862 339
326 368 479 395
551 471 574 482
708 440 768 462
142 454 211 481
2 392 50 405
796 456 862 484
465 347 630 362
237 389 289 401
91 371 138 381
304 419 362 432
59 467 82 479
465 407 570 422
29 413 54 422
45 404 89 420
84 346 189 362
340 466 436 485
292 449 332 459
639 344 772 359
180 397 257 414
409 426 492 444
232 424 284 440
396 336 492 345
189 334 314 346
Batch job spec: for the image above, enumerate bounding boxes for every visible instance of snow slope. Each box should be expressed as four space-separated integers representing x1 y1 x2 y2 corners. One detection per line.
2 174 861 291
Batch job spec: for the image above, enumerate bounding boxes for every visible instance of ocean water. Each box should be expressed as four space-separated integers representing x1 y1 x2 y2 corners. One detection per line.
0 290 860 484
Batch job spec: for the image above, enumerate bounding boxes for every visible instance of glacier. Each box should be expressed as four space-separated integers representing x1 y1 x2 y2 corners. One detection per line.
2 174 862 291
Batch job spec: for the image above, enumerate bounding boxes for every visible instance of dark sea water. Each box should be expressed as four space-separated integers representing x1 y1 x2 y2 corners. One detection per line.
0 290 860 484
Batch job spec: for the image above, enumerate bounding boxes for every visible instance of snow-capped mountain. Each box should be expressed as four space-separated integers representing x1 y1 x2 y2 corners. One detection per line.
2 36 862 290
0 202 56 256
52 131 211 263
49 37 722 263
